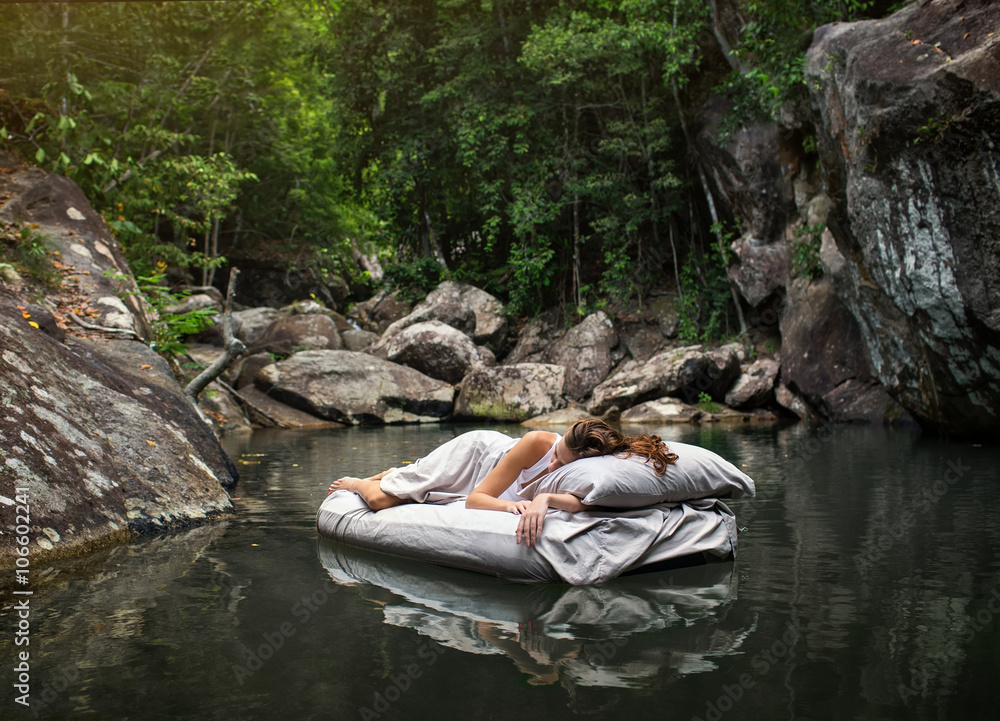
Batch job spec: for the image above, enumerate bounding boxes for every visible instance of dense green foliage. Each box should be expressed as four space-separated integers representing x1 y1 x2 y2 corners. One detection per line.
1 0 894 328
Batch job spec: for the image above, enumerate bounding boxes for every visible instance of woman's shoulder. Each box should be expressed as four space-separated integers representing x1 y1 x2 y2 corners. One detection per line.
519 430 559 448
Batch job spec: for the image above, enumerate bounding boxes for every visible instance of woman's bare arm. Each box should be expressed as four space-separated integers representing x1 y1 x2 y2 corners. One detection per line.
465 431 558 512
516 492 590 547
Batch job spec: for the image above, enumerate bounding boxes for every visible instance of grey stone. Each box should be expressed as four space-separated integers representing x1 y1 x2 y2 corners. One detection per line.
385 320 494 384
256 350 454 425
454 363 567 422
250 313 344 356
543 311 617 400
725 359 780 409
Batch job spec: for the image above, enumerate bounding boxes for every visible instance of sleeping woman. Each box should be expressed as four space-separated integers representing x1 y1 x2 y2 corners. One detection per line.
327 419 678 547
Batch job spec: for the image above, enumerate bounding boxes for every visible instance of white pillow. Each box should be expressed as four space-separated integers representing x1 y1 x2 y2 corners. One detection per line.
521 441 755 508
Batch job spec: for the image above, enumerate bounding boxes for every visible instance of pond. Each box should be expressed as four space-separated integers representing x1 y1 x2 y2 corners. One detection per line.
2 422 998 720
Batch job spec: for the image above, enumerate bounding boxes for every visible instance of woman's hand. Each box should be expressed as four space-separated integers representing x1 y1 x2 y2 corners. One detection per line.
507 501 531 515
516 494 552 548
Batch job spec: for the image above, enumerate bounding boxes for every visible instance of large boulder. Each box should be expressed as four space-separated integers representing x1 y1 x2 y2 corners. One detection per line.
725 358 780 410
348 290 413 334
0 168 234 568
256 350 454 425
369 281 507 358
385 320 495 384
542 311 617 400
249 313 344 356
588 344 742 415
805 0 1000 435
233 307 285 347
454 363 567 422
505 308 562 364
0 168 153 338
781 277 905 423
0 298 235 566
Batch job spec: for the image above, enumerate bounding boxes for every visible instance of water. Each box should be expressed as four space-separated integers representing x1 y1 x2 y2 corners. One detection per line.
2 423 998 720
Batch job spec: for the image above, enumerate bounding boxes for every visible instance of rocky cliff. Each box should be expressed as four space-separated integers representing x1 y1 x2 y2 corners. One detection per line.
804 0 1000 436
0 161 236 568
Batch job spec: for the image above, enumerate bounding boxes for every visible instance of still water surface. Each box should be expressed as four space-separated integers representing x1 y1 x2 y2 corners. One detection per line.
2 422 998 720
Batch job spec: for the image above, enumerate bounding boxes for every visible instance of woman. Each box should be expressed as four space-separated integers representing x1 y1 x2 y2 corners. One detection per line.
328 419 677 547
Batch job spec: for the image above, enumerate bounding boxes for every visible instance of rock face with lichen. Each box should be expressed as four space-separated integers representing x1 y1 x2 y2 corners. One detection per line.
0 167 235 568
805 0 1000 435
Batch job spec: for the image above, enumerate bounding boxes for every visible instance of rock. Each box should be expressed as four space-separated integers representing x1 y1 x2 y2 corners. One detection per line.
369 298 473 360
520 405 596 427
0 170 153 337
233 307 285 346
805 0 1000 435
232 386 343 429
588 344 742 415
647 295 680 339
234 352 275 389
780 277 893 423
0 297 235 566
20 301 65 343
621 397 703 424
542 311 617 400
452 282 508 351
775 382 815 422
621 396 779 424
249 313 344 356
163 293 221 316
697 119 790 245
342 328 378 352
256 349 454 425
725 358 780 409
454 363 567 422
506 308 562 364
0 262 22 284
730 233 791 308
197 381 253 435
618 319 664 362
385 320 495 384
348 291 413 334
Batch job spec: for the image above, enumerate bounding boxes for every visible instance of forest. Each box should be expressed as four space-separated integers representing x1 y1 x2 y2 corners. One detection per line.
1 0 889 331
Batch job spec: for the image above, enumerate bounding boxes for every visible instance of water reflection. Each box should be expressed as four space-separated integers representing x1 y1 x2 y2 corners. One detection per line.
319 540 754 690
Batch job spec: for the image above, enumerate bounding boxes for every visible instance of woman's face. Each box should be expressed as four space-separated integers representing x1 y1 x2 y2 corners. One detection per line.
546 437 574 475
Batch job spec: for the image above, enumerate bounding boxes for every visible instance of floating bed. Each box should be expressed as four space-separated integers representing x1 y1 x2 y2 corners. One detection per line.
316 440 754 585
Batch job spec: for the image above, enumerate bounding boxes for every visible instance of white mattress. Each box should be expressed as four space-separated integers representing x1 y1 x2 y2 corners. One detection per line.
316 491 737 585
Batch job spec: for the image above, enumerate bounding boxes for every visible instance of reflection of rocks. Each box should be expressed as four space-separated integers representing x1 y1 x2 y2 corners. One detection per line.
22 524 243 690
320 542 751 690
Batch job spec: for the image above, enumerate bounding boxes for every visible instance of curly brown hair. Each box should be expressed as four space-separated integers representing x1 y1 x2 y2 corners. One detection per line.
562 419 678 475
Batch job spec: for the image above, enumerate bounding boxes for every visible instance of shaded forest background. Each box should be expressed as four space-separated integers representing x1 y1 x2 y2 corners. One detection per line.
1 0 899 337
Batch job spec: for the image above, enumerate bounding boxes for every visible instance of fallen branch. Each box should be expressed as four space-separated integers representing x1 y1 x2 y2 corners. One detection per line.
185 267 245 405
69 310 142 340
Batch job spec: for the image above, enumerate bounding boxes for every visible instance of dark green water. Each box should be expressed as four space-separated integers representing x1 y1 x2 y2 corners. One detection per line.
2 422 998 720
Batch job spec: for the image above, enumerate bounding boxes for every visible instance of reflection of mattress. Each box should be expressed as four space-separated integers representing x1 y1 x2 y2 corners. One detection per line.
318 541 751 688
316 491 738 584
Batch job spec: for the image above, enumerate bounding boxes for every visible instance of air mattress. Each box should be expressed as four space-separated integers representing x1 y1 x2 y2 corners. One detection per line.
316 490 738 585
